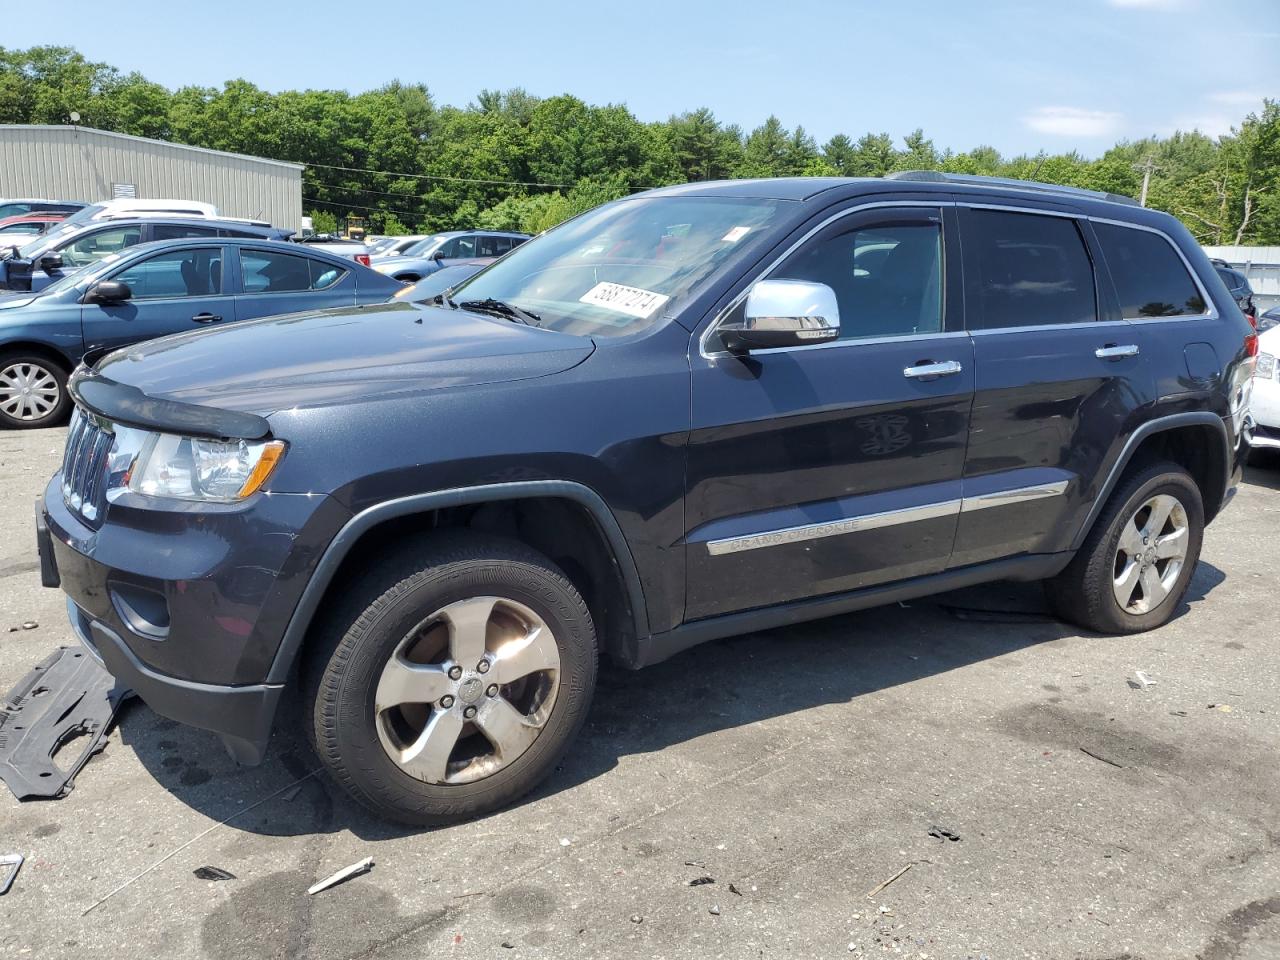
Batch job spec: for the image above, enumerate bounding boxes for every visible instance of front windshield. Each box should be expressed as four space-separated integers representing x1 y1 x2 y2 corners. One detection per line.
13 221 79 259
58 203 105 227
37 251 127 296
450 196 783 336
401 235 448 258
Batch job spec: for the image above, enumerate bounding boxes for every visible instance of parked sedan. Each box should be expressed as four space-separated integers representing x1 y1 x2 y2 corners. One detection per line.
1250 323 1280 458
0 238 404 428
0 199 86 220
372 230 529 282
0 214 67 236
1 217 292 292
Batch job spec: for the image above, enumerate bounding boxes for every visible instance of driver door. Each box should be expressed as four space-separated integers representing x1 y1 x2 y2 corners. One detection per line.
684 204 973 619
81 245 232 353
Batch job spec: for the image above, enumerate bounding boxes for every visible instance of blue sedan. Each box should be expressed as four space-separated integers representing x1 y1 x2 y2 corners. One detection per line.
0 237 404 428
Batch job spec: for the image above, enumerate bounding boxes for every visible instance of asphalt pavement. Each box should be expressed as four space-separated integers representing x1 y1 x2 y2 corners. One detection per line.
1 426 1277 959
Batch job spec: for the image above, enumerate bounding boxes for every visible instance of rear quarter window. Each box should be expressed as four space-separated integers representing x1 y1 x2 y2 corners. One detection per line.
1094 222 1207 318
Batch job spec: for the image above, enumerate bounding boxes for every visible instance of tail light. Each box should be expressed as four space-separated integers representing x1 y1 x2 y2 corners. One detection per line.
355 254 371 267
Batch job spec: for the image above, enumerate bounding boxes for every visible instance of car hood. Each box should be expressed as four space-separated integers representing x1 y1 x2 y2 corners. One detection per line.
94 301 595 416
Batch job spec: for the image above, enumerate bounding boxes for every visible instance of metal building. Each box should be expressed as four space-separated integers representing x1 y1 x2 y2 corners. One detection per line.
0 125 303 230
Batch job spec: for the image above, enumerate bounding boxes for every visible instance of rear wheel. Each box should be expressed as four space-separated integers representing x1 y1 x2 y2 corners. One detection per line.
304 532 597 825
0 352 70 429
1046 461 1203 633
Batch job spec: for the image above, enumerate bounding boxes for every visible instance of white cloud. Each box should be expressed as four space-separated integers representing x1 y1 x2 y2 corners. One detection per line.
1207 90 1266 107
1023 106 1124 138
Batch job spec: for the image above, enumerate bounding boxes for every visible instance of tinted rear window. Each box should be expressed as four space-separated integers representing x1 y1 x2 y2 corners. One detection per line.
1094 222 1207 318
966 210 1097 329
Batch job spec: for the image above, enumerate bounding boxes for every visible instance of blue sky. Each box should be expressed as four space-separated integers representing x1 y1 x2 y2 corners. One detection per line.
10 0 1279 158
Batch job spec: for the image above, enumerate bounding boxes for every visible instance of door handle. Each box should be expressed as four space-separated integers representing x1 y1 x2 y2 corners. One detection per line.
191 313 222 324
1095 343 1139 359
903 360 963 379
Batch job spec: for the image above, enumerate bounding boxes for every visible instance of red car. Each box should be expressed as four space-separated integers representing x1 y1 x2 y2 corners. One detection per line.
0 213 69 238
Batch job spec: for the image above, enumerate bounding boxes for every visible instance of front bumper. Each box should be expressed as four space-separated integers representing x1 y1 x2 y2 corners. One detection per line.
1246 377 1280 449
40 474 350 763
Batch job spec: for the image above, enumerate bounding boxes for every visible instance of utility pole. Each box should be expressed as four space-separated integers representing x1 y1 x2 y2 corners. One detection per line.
1133 155 1160 207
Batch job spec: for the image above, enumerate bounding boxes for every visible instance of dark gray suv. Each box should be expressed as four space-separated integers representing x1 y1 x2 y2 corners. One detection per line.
38 173 1256 824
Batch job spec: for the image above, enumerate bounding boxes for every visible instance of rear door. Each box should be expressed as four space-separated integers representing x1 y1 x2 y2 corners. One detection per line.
81 245 232 352
952 203 1155 566
685 203 973 619
232 248 354 320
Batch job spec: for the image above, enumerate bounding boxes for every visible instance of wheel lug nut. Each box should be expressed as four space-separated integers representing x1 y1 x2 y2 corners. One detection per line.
439 695 455 709
448 665 463 680
463 706 477 719
486 684 498 697
476 659 490 674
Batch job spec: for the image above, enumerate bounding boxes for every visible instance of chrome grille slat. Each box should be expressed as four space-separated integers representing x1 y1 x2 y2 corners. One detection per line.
60 407 112 527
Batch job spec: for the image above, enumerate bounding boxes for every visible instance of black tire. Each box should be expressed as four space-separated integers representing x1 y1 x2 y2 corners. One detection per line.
302 531 597 826
0 351 71 429
1046 460 1204 634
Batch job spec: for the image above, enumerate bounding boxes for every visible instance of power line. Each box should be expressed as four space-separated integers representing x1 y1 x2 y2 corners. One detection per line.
303 195 424 222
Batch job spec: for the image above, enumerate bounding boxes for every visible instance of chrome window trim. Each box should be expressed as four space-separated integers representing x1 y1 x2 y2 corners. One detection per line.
1086 215 1219 323
703 479 1070 555
699 198 1220 361
699 200 951 360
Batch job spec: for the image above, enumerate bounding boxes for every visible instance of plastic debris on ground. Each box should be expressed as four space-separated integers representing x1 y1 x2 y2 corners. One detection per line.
689 876 715 886
0 854 23 895
0 646 133 800
928 826 961 842
193 866 236 881
307 856 374 895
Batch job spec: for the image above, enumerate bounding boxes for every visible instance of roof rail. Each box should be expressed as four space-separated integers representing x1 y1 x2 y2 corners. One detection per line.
885 170 1140 207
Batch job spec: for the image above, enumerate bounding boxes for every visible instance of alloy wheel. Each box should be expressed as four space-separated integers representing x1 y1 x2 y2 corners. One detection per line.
1112 493 1189 615
374 596 561 784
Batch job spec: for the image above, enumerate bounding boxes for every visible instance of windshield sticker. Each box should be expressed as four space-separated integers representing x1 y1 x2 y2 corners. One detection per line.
579 282 670 319
721 226 752 243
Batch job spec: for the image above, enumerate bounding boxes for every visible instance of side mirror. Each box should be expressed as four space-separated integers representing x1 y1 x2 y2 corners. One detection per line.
432 249 447 261
85 280 132 304
718 279 840 354
39 253 63 273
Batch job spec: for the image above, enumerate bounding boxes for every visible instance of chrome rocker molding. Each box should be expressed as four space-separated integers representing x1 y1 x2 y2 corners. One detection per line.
265 479 649 685
704 480 1069 556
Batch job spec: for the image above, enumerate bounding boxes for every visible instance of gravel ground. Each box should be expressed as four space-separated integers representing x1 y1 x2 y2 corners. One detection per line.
1 426 1277 959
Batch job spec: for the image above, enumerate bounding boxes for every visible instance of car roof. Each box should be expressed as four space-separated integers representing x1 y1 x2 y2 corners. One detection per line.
114 236 379 269
59 216 286 235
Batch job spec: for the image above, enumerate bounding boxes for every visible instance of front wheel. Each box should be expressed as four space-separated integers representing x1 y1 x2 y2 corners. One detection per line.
304 532 597 825
1046 461 1204 634
0 352 71 429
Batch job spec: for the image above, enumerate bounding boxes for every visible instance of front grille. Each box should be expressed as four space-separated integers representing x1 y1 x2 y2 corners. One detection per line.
61 409 113 525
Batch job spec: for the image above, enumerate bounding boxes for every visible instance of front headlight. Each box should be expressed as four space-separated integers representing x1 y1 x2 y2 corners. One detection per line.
1257 352 1276 381
111 431 286 502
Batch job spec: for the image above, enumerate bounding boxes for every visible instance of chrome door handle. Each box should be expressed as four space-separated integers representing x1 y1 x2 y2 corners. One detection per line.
904 360 963 379
1095 343 1139 359
191 313 222 323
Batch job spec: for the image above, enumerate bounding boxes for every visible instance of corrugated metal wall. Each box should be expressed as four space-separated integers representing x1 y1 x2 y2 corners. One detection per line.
0 126 303 230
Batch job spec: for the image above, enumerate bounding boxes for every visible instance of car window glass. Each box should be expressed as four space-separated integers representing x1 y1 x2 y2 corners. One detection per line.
59 226 144 268
152 224 217 241
768 222 943 340
475 235 500 257
967 210 1096 328
241 250 316 293
112 247 223 299
309 260 346 290
1094 222 1207 318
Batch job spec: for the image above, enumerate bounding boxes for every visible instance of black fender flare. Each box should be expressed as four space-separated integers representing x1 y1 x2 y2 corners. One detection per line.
265 479 649 684
1069 411 1231 551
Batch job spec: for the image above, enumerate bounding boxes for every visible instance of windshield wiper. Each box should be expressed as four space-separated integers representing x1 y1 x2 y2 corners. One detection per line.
457 297 542 326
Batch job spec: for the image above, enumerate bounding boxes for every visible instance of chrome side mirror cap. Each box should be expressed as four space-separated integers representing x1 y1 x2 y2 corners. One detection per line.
719 279 840 354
